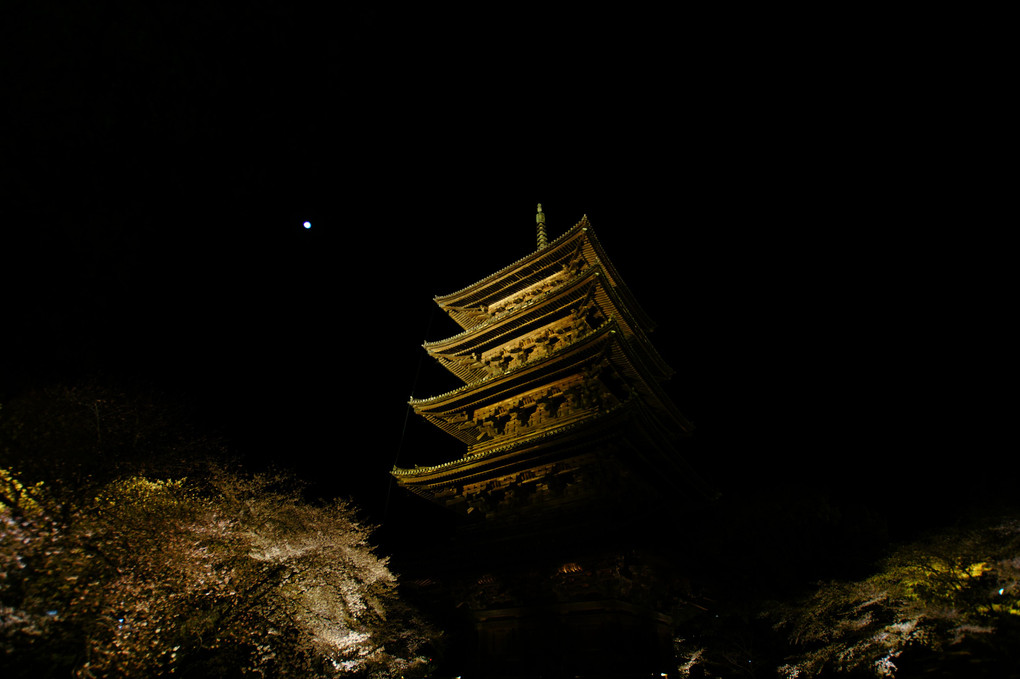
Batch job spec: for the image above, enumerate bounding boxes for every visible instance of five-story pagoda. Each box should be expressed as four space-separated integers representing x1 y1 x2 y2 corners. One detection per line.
393 205 706 677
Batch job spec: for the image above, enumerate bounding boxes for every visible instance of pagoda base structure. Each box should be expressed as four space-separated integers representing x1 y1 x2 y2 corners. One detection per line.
471 600 673 679
397 480 693 678
393 213 708 677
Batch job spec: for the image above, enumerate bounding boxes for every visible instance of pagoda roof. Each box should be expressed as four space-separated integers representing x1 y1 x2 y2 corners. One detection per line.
392 397 638 484
391 395 704 499
411 320 618 411
433 217 657 334
423 265 675 387
409 320 691 451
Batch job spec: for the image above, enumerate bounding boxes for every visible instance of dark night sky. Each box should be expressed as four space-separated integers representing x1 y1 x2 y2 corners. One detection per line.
3 5 1010 537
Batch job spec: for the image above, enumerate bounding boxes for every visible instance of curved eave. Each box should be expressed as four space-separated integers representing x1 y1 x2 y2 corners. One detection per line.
392 398 634 481
423 266 602 352
579 226 658 333
434 217 590 310
433 219 659 334
425 266 674 386
410 321 691 447
392 396 696 489
410 320 619 411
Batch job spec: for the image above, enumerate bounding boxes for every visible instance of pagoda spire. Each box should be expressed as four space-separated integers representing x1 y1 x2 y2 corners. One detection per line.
536 203 548 250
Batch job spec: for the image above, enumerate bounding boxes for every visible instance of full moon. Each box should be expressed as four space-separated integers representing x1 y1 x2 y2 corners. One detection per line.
303 221 312 229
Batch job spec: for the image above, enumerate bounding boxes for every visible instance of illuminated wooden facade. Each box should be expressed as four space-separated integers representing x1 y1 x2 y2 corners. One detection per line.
393 214 699 520
393 208 703 677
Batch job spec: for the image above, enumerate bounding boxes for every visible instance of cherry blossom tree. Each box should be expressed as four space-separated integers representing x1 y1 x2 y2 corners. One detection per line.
1 468 436 677
670 514 1020 679
772 517 1020 678
1 386 437 677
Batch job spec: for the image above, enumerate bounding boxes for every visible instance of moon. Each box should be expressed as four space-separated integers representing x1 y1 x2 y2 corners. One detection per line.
303 221 312 229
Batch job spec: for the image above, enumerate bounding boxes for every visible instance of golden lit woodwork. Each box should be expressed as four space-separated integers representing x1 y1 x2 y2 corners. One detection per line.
393 207 706 677
393 213 701 518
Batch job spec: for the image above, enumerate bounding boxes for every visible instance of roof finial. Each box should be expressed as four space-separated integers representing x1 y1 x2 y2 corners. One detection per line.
536 203 548 250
